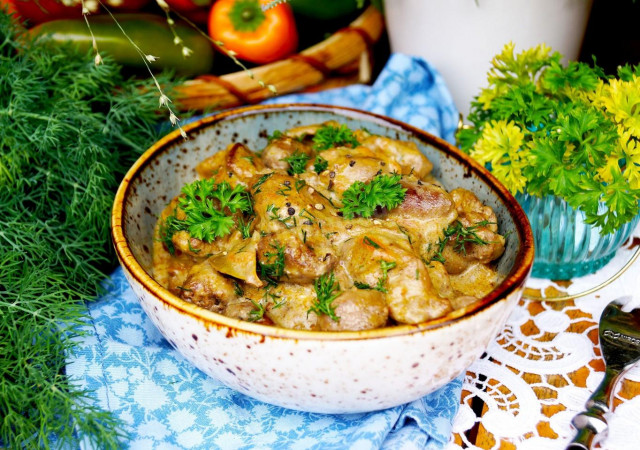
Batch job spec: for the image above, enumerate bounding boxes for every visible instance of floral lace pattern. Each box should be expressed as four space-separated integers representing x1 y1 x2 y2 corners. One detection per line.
450 226 640 449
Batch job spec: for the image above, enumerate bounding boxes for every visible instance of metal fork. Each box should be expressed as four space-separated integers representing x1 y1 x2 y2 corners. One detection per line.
566 297 640 449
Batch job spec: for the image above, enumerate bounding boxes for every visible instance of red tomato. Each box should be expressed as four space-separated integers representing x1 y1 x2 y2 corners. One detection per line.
5 0 150 25
208 0 298 64
7 0 81 24
104 0 152 11
165 0 213 23
166 0 213 13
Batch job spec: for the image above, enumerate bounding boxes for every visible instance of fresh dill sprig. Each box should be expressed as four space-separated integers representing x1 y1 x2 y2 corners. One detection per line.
283 151 310 175
313 155 328 174
238 216 254 239
252 172 274 194
313 124 360 151
0 13 171 448
354 260 396 293
249 291 284 322
309 272 341 322
432 220 492 262
340 174 407 219
257 241 286 286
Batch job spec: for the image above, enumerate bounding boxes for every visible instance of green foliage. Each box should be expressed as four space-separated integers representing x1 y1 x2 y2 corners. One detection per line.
354 260 396 293
313 155 328 174
459 43 640 235
340 174 406 219
282 151 310 175
0 13 174 448
312 124 360 151
309 272 341 322
162 179 252 248
257 241 285 286
432 220 492 263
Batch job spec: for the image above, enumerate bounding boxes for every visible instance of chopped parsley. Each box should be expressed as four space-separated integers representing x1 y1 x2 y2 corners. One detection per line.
267 130 283 142
283 152 310 175
308 272 341 322
160 180 252 254
340 174 406 219
313 155 328 174
313 124 360 151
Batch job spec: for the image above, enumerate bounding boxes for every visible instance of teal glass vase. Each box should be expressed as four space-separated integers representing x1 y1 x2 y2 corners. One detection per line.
516 193 640 279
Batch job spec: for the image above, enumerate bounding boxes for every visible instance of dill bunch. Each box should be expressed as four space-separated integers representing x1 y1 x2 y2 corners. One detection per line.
0 12 175 448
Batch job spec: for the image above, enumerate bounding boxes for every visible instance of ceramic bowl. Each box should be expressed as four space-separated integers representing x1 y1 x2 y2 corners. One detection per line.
112 104 534 414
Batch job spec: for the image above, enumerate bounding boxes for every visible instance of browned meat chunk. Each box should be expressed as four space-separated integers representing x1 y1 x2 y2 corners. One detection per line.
257 230 336 284
340 232 452 324
316 289 388 331
386 179 458 257
441 188 505 274
177 260 236 313
261 136 313 171
197 143 265 184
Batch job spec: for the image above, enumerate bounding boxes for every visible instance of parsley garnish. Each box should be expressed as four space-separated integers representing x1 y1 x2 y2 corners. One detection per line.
313 124 360 151
309 272 341 322
283 152 310 175
267 130 283 142
459 43 640 235
161 180 252 250
313 155 328 174
340 174 406 219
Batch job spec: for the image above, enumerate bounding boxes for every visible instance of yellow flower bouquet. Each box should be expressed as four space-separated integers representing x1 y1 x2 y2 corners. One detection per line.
457 43 640 278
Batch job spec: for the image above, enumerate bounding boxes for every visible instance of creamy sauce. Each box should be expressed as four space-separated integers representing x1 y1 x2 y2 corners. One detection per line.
153 123 505 331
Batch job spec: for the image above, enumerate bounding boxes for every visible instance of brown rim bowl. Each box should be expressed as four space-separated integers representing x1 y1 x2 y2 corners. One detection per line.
112 104 534 413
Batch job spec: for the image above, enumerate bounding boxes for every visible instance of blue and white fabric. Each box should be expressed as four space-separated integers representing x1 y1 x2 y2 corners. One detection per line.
67 53 462 449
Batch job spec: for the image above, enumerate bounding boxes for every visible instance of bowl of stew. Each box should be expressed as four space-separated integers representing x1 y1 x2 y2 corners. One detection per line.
112 104 534 413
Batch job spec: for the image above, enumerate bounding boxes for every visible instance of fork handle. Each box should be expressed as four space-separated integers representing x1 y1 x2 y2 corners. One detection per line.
566 367 620 450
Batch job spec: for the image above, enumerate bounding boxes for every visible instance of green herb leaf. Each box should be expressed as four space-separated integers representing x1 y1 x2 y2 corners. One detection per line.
313 124 360 151
309 272 341 321
257 241 285 286
282 151 310 175
432 220 492 262
0 13 172 447
340 174 406 219
166 179 252 245
313 155 328 174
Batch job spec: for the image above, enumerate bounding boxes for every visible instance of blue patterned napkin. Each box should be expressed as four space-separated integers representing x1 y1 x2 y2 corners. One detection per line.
67 54 463 449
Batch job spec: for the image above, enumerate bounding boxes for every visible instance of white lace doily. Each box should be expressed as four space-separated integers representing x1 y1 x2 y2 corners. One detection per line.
449 225 640 450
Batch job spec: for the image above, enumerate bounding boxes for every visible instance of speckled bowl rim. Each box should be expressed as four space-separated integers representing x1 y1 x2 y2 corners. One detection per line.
112 104 534 342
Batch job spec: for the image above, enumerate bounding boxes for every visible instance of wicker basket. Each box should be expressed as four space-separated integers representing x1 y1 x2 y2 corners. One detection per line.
175 6 385 111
